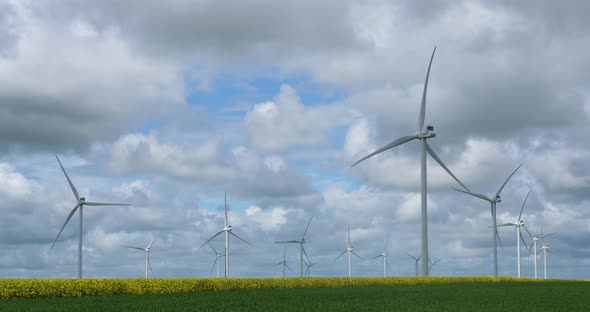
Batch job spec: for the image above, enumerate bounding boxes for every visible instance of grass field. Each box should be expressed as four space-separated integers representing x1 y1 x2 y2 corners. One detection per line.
2 281 588 312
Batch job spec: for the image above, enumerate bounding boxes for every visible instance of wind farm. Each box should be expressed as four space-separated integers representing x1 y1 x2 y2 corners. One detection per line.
1 1 589 310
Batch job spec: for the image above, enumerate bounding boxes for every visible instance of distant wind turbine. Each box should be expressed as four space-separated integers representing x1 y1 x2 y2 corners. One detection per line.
51 155 130 279
453 163 523 276
197 192 253 278
304 256 318 277
124 232 160 279
272 247 294 278
497 190 531 277
405 252 421 277
351 47 470 276
335 225 362 277
527 225 556 279
207 243 225 278
275 217 313 278
370 236 392 277
428 258 441 276
538 240 553 279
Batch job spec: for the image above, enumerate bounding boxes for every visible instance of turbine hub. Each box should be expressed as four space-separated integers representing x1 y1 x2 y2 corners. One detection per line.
417 125 436 138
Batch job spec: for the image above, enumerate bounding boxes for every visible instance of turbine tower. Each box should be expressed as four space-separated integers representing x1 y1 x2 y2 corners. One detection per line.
453 163 523 276
370 236 392 277
124 232 160 278
198 192 253 278
538 241 552 279
527 225 556 279
51 155 130 279
275 217 313 278
272 247 294 278
207 243 225 278
335 225 362 277
497 190 531 277
405 252 421 277
351 47 470 276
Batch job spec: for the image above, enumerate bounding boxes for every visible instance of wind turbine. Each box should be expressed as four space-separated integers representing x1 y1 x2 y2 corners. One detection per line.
428 258 441 276
124 232 160 278
351 47 470 276
197 192 253 278
527 225 556 279
538 240 553 279
405 252 421 277
497 190 531 277
51 155 130 279
335 225 362 277
370 236 392 277
304 256 318 277
453 163 523 276
207 243 225 278
275 217 313 278
272 247 294 278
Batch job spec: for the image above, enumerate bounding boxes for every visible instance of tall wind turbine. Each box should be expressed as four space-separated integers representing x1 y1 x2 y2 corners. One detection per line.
527 225 556 279
453 163 523 276
51 155 130 279
272 247 294 278
405 252 421 277
335 225 362 277
351 47 470 276
124 232 160 278
497 190 531 277
207 243 225 278
275 217 313 277
538 240 552 279
370 236 392 277
197 192 253 278
304 256 318 277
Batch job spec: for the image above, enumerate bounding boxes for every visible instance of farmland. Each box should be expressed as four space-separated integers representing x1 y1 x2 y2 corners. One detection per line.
2 278 589 311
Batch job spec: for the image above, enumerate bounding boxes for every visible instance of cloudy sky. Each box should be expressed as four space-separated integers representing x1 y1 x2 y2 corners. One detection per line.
1 0 589 279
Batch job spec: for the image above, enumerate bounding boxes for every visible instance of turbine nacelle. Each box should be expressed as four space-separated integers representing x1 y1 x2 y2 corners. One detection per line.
225 225 232 232
79 197 86 203
416 125 436 138
492 195 501 203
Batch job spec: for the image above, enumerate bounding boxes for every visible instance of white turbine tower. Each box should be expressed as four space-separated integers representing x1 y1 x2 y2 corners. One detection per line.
207 243 225 278
335 225 362 277
275 217 313 278
51 155 130 279
453 163 523 276
197 192 253 278
497 190 531 278
124 232 160 279
351 47 470 276
538 240 553 279
370 236 392 277
405 252 421 277
527 225 556 279
272 247 294 278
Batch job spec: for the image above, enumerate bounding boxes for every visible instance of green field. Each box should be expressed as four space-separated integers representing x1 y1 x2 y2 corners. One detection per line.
2 281 588 312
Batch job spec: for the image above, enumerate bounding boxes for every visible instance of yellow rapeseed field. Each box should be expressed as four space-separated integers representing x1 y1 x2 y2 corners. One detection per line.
0 276 564 299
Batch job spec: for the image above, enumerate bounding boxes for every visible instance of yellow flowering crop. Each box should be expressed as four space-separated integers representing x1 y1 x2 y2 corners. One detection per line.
0 276 581 300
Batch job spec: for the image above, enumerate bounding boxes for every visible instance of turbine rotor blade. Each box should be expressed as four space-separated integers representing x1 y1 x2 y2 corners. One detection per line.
452 187 491 202
51 204 80 248
351 135 417 167
539 232 557 239
271 262 282 268
496 229 503 249
302 246 310 263
519 232 529 249
285 263 295 273
517 190 531 221
275 240 300 244
302 217 313 240
347 225 351 247
56 155 80 202
425 142 471 192
523 225 534 240
83 202 130 206
208 242 219 255
418 46 436 132
494 163 524 198
147 231 160 249
386 259 393 273
351 251 363 259
124 246 145 251
197 230 225 250
370 255 383 260
335 250 347 260
230 231 254 246
497 223 515 227
405 252 417 261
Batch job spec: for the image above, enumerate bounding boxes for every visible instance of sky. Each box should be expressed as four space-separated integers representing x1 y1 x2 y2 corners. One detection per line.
0 0 589 279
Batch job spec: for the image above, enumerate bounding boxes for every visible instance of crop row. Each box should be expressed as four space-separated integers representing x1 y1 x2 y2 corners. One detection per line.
0 276 579 299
